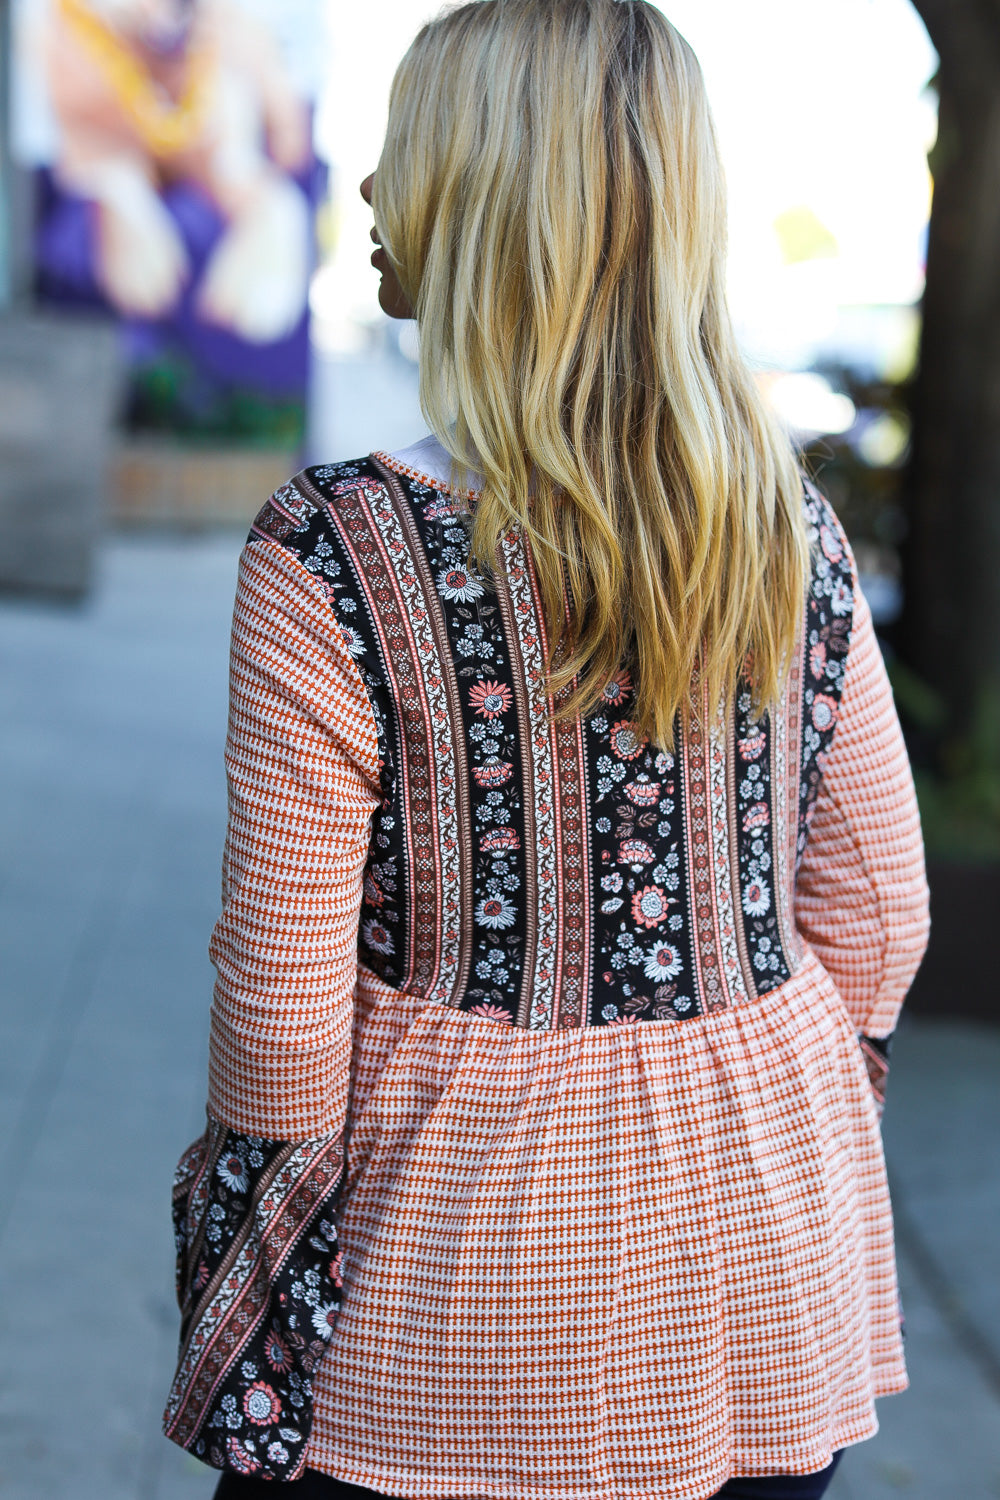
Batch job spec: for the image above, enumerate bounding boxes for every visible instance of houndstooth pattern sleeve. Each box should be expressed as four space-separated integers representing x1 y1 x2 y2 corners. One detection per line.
163 533 383 1482
794 574 931 1041
207 535 382 1138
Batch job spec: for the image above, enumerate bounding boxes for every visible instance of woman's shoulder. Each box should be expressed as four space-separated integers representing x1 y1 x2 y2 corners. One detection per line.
245 455 387 563
249 435 471 551
241 440 468 616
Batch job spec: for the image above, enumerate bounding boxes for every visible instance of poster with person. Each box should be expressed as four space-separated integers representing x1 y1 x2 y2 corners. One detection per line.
11 0 325 442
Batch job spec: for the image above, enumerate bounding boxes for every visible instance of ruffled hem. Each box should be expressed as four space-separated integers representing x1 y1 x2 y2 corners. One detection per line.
306 1391 901 1500
304 949 905 1498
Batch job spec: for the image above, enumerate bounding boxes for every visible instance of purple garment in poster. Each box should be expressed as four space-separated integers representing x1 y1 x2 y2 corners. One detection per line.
35 156 323 399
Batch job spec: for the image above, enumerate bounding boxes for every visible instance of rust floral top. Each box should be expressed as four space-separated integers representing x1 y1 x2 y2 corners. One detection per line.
164 436 930 1500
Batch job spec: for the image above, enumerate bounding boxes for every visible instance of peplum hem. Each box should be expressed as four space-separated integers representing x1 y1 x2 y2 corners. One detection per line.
305 1397 891 1500
306 947 906 1500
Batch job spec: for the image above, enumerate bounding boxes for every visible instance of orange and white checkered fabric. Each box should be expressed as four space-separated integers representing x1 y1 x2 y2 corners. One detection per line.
207 539 380 1139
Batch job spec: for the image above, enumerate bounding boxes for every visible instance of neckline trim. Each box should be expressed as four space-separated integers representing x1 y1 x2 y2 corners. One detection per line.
371 437 483 504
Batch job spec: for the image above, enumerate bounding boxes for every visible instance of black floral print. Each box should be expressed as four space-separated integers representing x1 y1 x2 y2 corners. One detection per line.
164 1120 345 1481
797 480 854 862
585 677 697 1024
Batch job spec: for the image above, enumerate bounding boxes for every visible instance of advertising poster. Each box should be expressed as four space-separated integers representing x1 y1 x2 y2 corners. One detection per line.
12 0 325 443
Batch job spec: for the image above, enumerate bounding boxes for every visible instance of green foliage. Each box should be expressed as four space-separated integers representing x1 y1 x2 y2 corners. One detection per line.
125 354 305 448
892 669 1000 861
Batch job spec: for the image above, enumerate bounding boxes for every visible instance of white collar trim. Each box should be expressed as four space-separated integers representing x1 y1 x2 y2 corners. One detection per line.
376 434 484 499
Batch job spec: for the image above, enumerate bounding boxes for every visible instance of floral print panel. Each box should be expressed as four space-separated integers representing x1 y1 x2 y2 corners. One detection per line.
405 499 530 1023
797 479 855 865
163 1119 345 1482
250 457 857 1032
253 472 405 990
584 688 699 1024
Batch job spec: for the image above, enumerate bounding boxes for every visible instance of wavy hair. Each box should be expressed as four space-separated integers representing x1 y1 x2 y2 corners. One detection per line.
373 0 810 750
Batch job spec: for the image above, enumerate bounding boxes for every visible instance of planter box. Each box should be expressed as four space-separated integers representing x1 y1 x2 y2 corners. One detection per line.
111 441 297 528
905 859 1000 1024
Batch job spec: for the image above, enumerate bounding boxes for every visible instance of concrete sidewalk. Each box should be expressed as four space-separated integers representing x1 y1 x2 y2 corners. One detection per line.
1 530 998 1500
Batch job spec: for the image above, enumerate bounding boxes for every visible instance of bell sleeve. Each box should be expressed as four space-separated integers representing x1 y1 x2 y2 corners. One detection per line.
794 571 931 1118
162 533 381 1481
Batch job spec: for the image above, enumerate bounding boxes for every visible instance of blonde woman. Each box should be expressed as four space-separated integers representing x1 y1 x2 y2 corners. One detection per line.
163 3 930 1497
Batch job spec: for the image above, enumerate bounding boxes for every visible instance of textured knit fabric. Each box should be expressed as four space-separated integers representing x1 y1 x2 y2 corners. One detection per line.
164 440 930 1500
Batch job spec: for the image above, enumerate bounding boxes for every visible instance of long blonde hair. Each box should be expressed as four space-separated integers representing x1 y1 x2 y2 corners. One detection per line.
373 0 810 750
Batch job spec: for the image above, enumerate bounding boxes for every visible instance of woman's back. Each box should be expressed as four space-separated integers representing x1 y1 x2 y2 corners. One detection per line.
165 434 929 1497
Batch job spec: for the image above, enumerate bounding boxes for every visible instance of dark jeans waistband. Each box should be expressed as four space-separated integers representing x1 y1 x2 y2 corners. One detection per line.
214 1450 843 1500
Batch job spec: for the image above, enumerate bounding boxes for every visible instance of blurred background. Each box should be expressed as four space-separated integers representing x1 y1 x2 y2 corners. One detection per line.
1 0 999 1496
